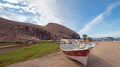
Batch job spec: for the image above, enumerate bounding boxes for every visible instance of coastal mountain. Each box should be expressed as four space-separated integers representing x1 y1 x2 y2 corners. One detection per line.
0 17 80 42
45 23 80 39
0 18 53 41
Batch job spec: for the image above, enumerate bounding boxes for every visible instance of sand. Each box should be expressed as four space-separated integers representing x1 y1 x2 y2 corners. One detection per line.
6 41 120 67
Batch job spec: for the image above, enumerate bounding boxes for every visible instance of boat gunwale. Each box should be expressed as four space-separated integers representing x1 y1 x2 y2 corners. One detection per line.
60 42 95 51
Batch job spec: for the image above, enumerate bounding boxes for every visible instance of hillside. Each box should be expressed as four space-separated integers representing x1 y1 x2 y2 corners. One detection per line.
45 23 80 39
0 17 80 42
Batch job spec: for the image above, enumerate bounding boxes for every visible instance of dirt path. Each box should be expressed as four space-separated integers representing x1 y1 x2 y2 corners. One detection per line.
0 45 25 53
6 41 120 67
0 44 32 53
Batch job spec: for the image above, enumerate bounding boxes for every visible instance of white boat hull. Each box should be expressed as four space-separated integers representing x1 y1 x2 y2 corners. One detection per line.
60 42 95 65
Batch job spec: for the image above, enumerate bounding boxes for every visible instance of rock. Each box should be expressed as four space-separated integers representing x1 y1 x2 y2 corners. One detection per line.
45 23 80 39
0 17 80 42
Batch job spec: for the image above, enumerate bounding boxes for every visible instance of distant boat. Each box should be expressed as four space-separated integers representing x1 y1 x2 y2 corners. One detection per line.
60 42 95 65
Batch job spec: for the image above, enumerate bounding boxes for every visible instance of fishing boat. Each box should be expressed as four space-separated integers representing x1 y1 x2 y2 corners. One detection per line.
60 42 95 65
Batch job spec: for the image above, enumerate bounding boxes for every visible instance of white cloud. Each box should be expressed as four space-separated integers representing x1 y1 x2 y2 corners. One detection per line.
89 31 120 38
0 0 61 25
0 9 29 22
0 3 20 9
3 0 24 3
79 1 120 35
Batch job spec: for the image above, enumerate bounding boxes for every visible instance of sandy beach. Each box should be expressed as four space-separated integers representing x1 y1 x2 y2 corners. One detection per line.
6 41 120 67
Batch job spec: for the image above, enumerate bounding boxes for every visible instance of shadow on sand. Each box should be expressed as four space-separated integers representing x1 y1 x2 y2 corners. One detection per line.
86 54 113 67
68 53 114 67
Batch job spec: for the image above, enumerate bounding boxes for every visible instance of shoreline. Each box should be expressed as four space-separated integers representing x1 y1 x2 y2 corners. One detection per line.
6 41 120 67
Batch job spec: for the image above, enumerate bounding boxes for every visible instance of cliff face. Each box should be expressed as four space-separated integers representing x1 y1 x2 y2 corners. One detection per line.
45 23 80 39
0 17 80 42
0 18 53 41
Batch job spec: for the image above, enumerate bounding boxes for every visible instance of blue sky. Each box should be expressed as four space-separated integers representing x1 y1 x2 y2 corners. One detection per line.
0 0 120 38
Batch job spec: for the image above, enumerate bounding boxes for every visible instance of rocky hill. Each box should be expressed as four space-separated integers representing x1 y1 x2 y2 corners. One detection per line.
0 17 80 42
45 23 80 39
